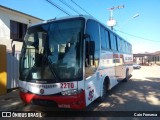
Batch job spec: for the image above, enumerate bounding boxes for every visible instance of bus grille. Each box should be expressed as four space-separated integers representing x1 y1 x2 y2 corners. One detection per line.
32 99 58 107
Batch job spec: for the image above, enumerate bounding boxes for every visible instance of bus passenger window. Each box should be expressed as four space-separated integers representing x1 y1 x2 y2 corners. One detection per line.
105 30 110 49
117 37 121 52
100 26 107 50
110 32 117 51
85 20 100 78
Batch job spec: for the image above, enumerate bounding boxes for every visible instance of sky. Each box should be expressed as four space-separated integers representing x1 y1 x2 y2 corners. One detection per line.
0 0 160 53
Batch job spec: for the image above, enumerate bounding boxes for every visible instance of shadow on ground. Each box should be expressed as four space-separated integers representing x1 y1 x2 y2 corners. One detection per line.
87 77 160 111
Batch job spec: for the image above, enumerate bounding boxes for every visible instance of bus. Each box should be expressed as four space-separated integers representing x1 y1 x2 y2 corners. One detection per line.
19 15 133 109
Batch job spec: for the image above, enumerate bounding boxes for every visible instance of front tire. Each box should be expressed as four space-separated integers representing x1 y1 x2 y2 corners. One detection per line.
123 70 129 82
97 81 107 102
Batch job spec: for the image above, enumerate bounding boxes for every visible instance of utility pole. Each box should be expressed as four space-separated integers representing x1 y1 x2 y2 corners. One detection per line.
107 5 124 30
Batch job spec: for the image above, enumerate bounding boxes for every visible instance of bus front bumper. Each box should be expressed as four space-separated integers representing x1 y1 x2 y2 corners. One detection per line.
19 90 86 110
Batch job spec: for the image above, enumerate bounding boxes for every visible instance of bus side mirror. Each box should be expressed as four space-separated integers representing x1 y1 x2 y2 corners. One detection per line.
88 41 95 55
84 34 90 39
84 34 95 55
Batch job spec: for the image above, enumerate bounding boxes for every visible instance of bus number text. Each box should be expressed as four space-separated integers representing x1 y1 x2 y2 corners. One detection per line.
61 83 74 89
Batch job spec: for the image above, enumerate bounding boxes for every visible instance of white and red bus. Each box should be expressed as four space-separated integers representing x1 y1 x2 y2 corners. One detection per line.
19 15 133 109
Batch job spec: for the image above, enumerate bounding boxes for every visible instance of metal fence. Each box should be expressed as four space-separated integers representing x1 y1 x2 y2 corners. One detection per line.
7 51 20 89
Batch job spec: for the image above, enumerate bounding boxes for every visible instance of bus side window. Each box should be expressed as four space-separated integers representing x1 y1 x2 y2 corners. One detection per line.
110 32 117 51
114 35 118 51
100 26 107 50
105 30 110 49
124 41 127 53
117 37 122 52
85 19 100 78
126 43 129 54
122 40 126 53
129 44 132 54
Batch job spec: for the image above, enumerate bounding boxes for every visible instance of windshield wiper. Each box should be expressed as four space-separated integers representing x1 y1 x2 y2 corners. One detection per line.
41 53 59 82
48 57 59 82
24 62 36 81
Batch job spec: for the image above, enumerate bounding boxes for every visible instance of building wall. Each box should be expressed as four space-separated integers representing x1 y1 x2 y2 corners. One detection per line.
0 7 43 89
133 57 146 64
0 7 42 51
148 55 160 65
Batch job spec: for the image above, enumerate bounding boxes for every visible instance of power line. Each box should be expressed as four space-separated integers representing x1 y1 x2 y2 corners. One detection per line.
115 29 160 42
70 0 93 17
59 0 81 15
46 0 71 16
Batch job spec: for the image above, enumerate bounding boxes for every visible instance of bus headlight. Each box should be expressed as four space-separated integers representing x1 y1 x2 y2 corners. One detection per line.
20 87 28 93
61 89 82 96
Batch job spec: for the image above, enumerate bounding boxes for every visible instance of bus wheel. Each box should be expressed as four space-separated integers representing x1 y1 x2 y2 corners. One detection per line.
123 70 129 82
97 81 107 102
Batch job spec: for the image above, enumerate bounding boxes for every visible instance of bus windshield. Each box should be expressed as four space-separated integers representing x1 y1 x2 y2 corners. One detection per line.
20 18 84 83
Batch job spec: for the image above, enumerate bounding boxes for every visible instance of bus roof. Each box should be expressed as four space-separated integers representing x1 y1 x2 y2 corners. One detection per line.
30 15 95 26
30 15 131 45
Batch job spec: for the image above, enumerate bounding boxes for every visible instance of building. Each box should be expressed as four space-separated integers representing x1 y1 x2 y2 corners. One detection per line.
133 53 151 65
133 51 160 65
148 51 160 65
0 5 43 91
0 5 43 51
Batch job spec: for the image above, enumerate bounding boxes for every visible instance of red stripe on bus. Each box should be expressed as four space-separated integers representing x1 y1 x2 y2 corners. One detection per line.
113 54 119 58
102 54 125 59
19 90 86 110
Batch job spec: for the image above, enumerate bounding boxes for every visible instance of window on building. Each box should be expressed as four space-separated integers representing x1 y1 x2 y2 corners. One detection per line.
10 20 27 42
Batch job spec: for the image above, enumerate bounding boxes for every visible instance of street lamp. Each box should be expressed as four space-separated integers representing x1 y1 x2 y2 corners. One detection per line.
115 13 140 30
133 13 139 18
